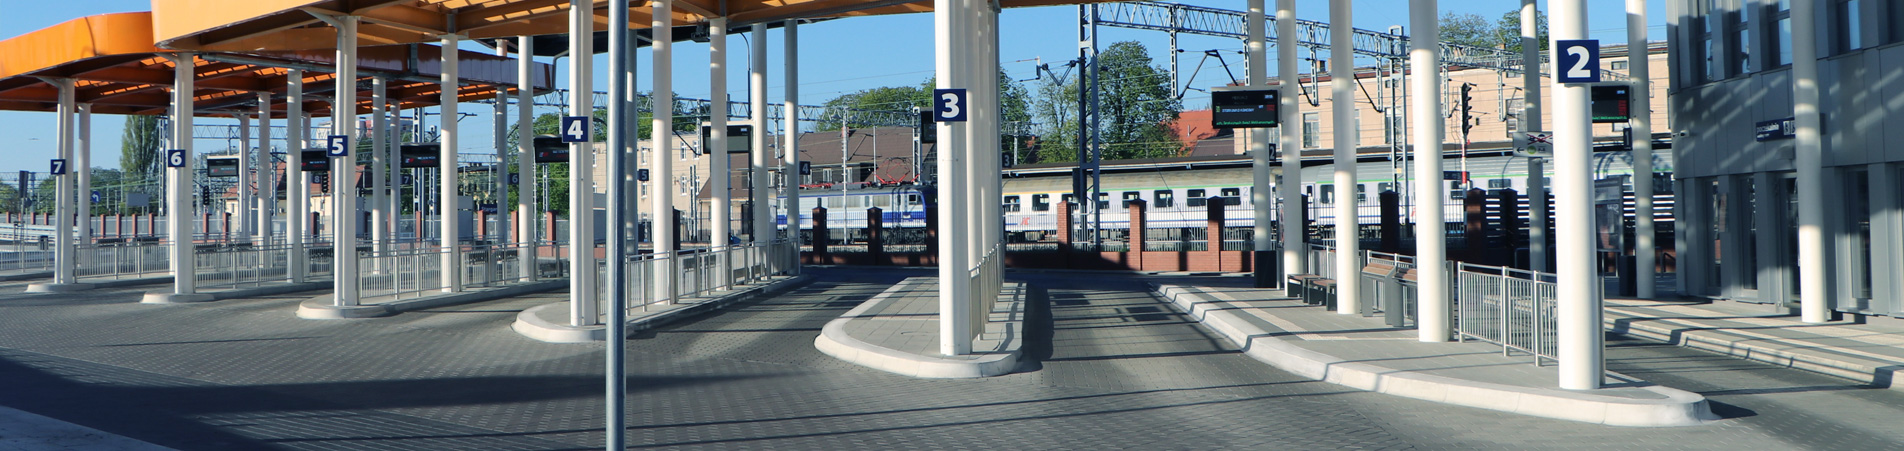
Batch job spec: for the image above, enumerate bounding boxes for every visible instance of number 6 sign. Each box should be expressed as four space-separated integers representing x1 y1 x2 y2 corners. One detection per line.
933 88 967 122
165 149 187 168
1555 39 1601 84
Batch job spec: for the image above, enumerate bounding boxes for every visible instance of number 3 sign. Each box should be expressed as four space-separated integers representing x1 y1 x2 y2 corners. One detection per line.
933 89 967 122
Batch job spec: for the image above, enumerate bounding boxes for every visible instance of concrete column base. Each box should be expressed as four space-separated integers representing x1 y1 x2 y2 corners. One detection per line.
296 302 391 319
24 283 98 294
139 292 214 304
512 303 606 343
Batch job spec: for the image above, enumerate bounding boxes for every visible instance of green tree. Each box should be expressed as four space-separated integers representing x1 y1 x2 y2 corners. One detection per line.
120 115 164 185
1495 9 1550 54
1439 12 1496 49
1032 41 1181 163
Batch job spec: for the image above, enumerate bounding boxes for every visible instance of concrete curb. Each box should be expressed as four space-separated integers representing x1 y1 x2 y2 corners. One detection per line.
24 275 171 294
1604 312 1904 390
138 281 332 305
814 279 1025 379
512 275 816 343
0 271 52 282
1153 284 1717 427
297 280 568 319
23 282 97 293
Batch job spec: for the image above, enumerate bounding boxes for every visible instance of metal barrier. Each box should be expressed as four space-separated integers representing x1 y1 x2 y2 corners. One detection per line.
73 241 171 280
1358 250 1415 324
191 243 302 291
1454 262 1559 364
968 243 1003 337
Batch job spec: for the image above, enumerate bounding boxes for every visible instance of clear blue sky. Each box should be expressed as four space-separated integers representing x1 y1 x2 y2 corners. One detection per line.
0 0 1666 175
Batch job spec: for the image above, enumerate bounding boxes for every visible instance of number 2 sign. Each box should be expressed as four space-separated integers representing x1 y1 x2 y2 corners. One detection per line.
1555 39 1601 84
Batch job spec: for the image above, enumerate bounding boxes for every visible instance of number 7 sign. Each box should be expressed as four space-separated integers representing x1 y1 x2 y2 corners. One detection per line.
1555 39 1601 84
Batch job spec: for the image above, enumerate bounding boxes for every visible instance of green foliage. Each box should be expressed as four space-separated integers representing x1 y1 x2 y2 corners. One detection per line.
1031 41 1182 164
120 115 164 185
1439 12 1496 49
1495 9 1551 54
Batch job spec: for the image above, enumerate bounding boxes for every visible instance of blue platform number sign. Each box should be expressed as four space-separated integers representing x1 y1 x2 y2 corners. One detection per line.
798 161 811 175
1555 39 1601 84
637 168 650 182
561 116 590 143
401 174 414 185
49 159 67 175
326 135 349 157
508 173 520 185
165 149 187 168
933 89 968 122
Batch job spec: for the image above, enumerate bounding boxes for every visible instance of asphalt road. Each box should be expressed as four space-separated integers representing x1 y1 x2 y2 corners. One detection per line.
0 268 1898 450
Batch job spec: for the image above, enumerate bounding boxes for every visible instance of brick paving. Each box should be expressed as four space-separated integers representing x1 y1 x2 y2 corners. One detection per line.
0 271 1898 449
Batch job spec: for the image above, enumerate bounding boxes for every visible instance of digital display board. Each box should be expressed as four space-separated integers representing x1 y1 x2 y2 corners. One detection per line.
533 136 568 163
400 143 440 169
300 149 329 172
1591 85 1630 123
206 156 240 177
1211 88 1279 129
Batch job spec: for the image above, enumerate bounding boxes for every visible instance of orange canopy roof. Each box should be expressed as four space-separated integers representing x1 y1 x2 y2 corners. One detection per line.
152 0 1116 52
0 11 554 117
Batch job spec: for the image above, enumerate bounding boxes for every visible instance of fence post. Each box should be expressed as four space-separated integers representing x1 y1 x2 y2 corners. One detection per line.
1127 199 1146 270
866 206 883 265
1499 265 1511 357
1463 188 1488 262
1496 188 1521 267
1379 190 1400 253
811 206 827 256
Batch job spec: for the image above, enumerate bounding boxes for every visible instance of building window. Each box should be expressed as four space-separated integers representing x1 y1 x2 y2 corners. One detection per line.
1032 194 1050 212
1834 0 1863 54
1891 0 1904 44
1096 192 1110 210
1153 190 1175 208
1773 0 1793 67
1611 60 1629 71
1318 185 1335 204
1489 179 1513 189
1698 0 1719 82
1844 169 1872 300
1302 112 1321 148
1004 195 1021 213
1187 189 1208 207
1728 0 1750 75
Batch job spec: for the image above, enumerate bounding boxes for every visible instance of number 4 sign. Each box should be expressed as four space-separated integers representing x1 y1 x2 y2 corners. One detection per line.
933 89 967 122
561 116 590 143
1555 39 1601 84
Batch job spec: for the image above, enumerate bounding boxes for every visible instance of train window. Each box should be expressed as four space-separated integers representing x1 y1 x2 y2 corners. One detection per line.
1032 194 1051 211
1378 182 1394 193
1489 179 1513 189
907 194 921 205
1450 181 1466 200
1153 190 1175 207
1060 193 1076 206
1220 187 1242 205
1004 195 1021 213
1187 189 1208 207
1097 192 1111 210
1319 185 1335 204
871 195 890 208
1122 191 1141 205
1356 184 1367 203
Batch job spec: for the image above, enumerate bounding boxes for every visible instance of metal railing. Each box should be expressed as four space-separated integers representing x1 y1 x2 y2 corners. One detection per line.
355 241 552 302
74 241 171 280
1305 243 1337 279
968 243 1004 337
192 242 304 291
1454 262 1560 364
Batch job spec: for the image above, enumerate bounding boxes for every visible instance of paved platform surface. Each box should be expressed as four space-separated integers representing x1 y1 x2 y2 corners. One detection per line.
2 269 1904 449
1605 295 1904 389
815 277 1024 377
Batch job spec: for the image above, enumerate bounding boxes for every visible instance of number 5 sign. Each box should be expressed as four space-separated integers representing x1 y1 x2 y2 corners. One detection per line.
1555 39 1601 84
933 89 967 122
165 149 187 168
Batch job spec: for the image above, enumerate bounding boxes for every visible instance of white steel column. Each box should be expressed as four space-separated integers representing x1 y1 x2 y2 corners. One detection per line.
1791 0 1828 323
257 93 275 243
493 88 509 244
77 103 92 248
750 25 771 249
517 35 537 281
441 32 464 293
710 18 732 289
1628 0 1655 299
1277 0 1303 282
652 0 677 305
52 79 76 285
168 55 200 297
1523 0 1548 273
288 70 308 283
934 0 971 356
1248 0 1272 285
371 78 389 261
1412 0 1449 341
605 2 631 449
333 15 361 306
238 114 253 241
566 0 596 323
1330 0 1359 315
1550 0 1603 389
783 20 802 274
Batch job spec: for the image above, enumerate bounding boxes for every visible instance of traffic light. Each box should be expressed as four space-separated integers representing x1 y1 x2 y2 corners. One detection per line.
1459 83 1475 137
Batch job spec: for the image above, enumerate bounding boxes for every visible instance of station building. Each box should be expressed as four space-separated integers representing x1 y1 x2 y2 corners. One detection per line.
1668 0 1904 317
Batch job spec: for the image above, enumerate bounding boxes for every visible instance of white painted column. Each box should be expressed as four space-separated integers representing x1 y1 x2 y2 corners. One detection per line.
783 20 802 275
652 0 677 305
1523 0 1548 273
517 35 537 281
1248 0 1272 285
1792 0 1829 323
441 32 464 293
371 78 388 262
934 0 971 356
1550 0 1604 390
1628 0 1655 299
1277 0 1304 281
288 70 307 283
1412 0 1450 341
1330 0 1360 315
750 25 771 249
238 114 253 241
604 2 631 449
258 93 275 243
566 0 596 324
168 55 199 296
709 18 732 289
76 103 92 248
493 89 509 245
52 79 76 285
333 15 360 306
